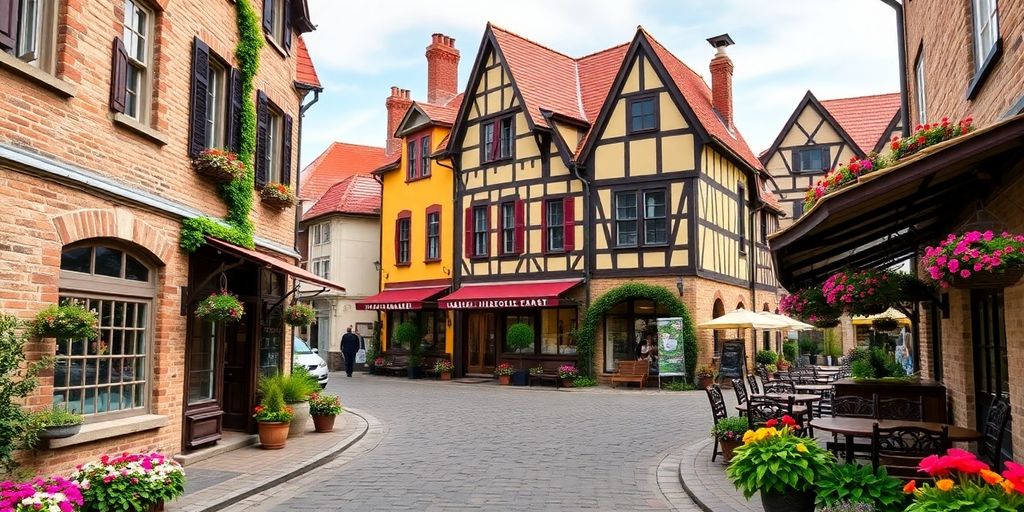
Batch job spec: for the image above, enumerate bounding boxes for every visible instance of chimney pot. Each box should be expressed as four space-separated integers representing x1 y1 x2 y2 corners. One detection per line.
426 32 460 105
385 85 413 156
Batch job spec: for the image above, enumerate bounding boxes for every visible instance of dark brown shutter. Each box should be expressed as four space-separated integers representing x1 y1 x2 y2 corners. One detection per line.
0 0 18 52
563 196 575 252
790 149 801 172
109 37 129 113
262 0 273 34
514 199 525 254
254 90 269 188
227 68 243 153
282 0 292 51
540 200 549 253
464 207 473 257
188 37 210 158
281 114 293 186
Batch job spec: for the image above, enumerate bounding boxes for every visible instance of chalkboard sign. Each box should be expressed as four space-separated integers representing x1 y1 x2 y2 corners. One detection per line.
719 341 746 379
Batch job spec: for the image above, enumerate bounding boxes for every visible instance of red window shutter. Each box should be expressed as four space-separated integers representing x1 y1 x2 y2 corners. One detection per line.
514 199 525 254
563 196 575 251
0 0 18 52
109 37 129 113
188 37 210 158
464 207 473 258
540 200 548 253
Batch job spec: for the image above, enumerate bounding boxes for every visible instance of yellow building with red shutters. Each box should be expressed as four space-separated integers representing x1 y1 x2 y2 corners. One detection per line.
358 34 463 359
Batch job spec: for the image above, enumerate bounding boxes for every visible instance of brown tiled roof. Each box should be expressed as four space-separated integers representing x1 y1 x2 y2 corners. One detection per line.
299 142 389 201
302 174 381 221
295 36 321 89
820 93 901 153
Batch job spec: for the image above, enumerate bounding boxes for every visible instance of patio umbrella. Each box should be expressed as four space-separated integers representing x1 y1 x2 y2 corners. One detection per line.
697 309 792 330
758 311 814 331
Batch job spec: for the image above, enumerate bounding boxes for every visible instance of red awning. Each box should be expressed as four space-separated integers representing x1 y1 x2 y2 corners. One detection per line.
205 237 345 291
438 279 582 309
355 285 449 311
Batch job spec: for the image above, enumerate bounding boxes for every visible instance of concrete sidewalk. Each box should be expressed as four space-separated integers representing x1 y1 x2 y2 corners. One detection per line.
678 438 762 512
167 408 374 512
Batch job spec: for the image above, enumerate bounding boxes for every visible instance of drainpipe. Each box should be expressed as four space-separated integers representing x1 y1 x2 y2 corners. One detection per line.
880 0 911 137
292 85 320 366
435 156 461 376
569 161 594 376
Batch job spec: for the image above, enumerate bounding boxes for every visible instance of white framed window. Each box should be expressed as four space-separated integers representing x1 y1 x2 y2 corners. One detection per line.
122 0 153 122
265 107 283 183
8 0 57 72
204 59 228 149
426 211 440 261
915 51 927 126
267 0 285 46
311 222 331 246
501 202 515 254
473 206 489 257
545 199 564 252
311 257 330 280
643 190 667 245
972 0 999 71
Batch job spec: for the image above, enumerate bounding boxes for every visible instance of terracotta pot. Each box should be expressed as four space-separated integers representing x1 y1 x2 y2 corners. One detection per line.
760 489 815 512
257 421 289 449
287 401 310 438
698 376 714 389
498 375 511 385
148 501 164 512
440 372 451 381
719 439 741 462
561 378 574 388
312 414 336 433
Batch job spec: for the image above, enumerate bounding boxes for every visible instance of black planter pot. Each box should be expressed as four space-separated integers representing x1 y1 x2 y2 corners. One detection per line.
407 367 422 379
808 355 819 365
759 489 815 512
511 370 529 386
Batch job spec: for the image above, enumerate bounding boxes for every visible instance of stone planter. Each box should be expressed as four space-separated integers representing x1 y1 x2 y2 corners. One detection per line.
257 421 289 449
38 424 82 440
287 401 310 438
759 489 815 512
719 439 741 462
312 414 336 433
439 372 451 381
498 375 511 385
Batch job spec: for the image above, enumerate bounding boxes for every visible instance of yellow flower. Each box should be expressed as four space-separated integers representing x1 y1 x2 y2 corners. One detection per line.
743 430 755 444
795 443 808 453
936 479 954 492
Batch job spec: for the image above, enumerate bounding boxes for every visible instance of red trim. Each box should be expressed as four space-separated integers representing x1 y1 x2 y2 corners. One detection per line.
563 196 575 252
514 199 525 255
464 207 473 258
438 279 582 309
355 285 450 311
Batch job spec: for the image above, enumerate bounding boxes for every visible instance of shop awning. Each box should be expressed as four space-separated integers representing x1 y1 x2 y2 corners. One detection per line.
205 237 346 291
437 279 582 309
770 114 1024 289
355 285 449 311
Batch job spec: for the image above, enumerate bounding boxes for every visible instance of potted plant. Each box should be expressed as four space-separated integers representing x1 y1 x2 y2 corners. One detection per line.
32 404 83 440
192 148 246 183
194 289 244 323
529 365 545 376
282 366 320 437
776 358 790 372
72 452 185 511
370 356 385 376
434 359 455 380
799 338 819 365
923 230 1024 289
494 363 514 385
0 476 83 512
906 449 1024 511
872 316 901 332
393 321 423 379
696 365 716 388
815 463 906 511
260 182 297 210
755 350 778 368
505 323 534 386
283 303 316 327
30 302 99 340
308 392 343 433
253 382 293 449
822 269 919 317
557 364 578 387
726 415 834 512
711 416 748 462
823 328 843 365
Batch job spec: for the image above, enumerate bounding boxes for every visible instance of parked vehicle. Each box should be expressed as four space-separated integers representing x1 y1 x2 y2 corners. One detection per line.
293 338 328 388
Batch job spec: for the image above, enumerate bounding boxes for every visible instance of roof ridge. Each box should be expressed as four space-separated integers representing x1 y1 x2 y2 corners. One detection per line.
325 141 387 151
639 29 709 89
488 22 576 61
820 91 901 103
573 60 585 119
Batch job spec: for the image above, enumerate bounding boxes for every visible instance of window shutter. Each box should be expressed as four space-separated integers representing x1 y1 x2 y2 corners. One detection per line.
821 147 831 170
790 149 801 172
464 207 473 257
281 114 293 186
188 37 210 158
254 90 269 188
514 199 525 254
282 0 293 51
490 122 500 161
563 196 575 252
227 68 243 153
540 200 548 253
0 0 17 52
261 0 273 34
109 37 129 113
394 218 401 264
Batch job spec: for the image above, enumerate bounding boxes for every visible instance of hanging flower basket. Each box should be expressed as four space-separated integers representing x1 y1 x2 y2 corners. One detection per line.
195 289 245 323
193 148 246 183
260 182 297 210
811 318 841 329
779 288 841 327
30 302 99 340
872 317 901 332
822 269 913 317
924 230 1024 289
284 303 316 327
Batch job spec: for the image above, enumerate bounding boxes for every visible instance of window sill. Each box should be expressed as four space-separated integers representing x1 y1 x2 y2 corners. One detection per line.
46 414 169 449
264 33 290 58
0 52 76 98
627 127 659 136
469 255 490 261
112 113 169 146
395 262 410 267
497 253 521 260
966 39 1002 101
423 258 441 264
405 174 432 184
482 157 513 166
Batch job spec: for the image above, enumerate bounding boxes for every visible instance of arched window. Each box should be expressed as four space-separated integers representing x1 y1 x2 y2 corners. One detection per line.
56 243 157 419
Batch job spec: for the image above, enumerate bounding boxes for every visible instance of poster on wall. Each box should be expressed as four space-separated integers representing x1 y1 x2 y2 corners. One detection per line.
656 317 686 377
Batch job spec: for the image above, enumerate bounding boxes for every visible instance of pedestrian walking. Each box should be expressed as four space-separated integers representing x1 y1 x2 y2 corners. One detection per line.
341 326 361 377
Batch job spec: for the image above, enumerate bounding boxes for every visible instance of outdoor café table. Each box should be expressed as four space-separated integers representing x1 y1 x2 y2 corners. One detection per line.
810 417 983 463
793 384 832 392
736 393 821 418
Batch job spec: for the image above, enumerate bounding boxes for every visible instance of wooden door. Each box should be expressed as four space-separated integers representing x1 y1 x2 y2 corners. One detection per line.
222 301 255 431
971 289 1013 463
466 312 496 375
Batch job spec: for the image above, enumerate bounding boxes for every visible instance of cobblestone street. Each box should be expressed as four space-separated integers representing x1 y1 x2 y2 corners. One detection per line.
220 373 710 511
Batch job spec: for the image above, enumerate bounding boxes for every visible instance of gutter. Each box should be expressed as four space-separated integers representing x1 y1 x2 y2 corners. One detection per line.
880 0 911 137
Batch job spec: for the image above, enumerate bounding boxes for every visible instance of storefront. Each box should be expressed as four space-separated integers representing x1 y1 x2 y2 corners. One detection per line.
601 299 673 375
356 282 452 358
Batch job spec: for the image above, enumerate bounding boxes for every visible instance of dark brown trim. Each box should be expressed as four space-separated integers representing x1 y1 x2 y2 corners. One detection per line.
626 94 660 135
966 37 1002 100
872 110 903 154
760 90 866 165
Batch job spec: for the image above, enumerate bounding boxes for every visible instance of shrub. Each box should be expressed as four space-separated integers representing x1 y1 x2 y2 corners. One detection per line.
0 314 51 478
662 381 695 391
505 323 534 353
850 347 907 380
798 338 819 356
259 367 319 404
572 376 598 387
820 502 875 512
253 382 292 423
754 350 778 366
782 342 798 363
393 321 421 361
815 463 906 510
30 303 99 340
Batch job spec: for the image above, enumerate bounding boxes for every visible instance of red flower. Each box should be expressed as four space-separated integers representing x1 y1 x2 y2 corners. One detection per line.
780 415 796 427
903 480 916 494
765 418 778 428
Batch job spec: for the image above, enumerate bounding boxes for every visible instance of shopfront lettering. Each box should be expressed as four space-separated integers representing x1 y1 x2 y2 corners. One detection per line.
359 302 416 311
442 298 551 309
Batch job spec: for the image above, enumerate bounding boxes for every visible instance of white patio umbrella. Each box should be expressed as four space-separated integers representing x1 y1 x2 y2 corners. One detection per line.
697 309 792 330
758 311 814 331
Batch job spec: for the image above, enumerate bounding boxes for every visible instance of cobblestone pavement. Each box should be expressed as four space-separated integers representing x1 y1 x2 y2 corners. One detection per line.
220 373 711 511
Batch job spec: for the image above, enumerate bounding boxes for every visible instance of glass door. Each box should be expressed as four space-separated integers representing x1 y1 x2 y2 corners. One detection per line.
466 312 496 375
971 289 1013 464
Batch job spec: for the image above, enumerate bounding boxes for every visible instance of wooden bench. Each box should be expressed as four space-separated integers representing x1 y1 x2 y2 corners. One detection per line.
526 360 568 388
380 354 410 376
611 360 650 389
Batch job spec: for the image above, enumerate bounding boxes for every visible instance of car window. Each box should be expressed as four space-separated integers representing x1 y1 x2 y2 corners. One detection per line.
293 338 314 355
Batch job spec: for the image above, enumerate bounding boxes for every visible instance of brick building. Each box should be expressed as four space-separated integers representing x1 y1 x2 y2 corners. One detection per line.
772 0 1024 469
0 0 342 474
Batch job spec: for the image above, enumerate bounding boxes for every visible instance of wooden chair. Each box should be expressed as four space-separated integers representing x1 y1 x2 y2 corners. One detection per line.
747 396 795 431
746 374 761 395
877 397 924 421
978 395 1012 470
871 423 950 481
706 384 729 462
610 361 649 389
762 381 795 395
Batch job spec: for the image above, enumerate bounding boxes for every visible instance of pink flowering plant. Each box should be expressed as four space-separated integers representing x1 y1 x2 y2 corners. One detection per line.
283 303 315 327
778 287 842 328
822 269 905 316
891 117 974 161
494 363 515 377
0 476 83 512
71 453 185 511
923 231 1024 288
194 289 244 323
557 364 578 379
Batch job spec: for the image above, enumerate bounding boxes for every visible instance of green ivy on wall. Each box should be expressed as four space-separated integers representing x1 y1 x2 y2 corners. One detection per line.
576 282 698 381
180 0 264 252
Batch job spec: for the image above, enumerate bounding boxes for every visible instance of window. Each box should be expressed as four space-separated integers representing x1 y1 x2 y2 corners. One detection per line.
541 308 578 355
793 146 829 173
120 0 153 121
255 91 293 189
265 108 283 183
56 244 155 419
482 116 513 162
396 216 411 265
972 0 999 71
311 257 330 279
643 190 667 245
420 136 431 177
628 96 657 133
545 200 565 252
615 191 638 246
203 60 228 149
311 222 331 246
473 205 489 257
603 299 669 373
0 0 57 71
737 184 747 254
388 311 445 353
500 201 516 255
915 51 927 126
426 209 440 261
262 0 290 50
406 135 431 180
503 314 535 353
407 140 417 180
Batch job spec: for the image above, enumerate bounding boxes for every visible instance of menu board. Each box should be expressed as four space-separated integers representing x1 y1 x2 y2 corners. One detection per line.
656 318 686 377
719 340 745 379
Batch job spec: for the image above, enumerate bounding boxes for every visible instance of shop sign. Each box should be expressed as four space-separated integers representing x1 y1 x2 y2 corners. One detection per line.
656 317 686 377
359 302 416 310
442 298 551 309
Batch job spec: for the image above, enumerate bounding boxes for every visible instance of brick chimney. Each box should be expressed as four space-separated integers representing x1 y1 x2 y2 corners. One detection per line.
425 33 459 105
707 33 735 130
385 86 412 156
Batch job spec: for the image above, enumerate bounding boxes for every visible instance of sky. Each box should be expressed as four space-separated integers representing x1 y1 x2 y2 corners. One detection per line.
298 0 901 167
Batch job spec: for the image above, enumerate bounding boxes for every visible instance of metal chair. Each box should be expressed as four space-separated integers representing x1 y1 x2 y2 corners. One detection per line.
833 395 876 418
756 364 772 384
746 374 761 395
733 378 748 407
871 423 950 481
877 397 924 421
978 395 1012 470
762 381 795 395
706 384 729 462
747 395 795 431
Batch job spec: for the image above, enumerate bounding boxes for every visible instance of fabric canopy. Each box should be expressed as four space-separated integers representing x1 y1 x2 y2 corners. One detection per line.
697 309 792 330
758 311 814 331
437 279 582 309
851 307 911 326
205 237 345 291
355 285 449 311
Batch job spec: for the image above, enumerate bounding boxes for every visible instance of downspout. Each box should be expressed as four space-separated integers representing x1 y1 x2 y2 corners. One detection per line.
880 0 911 136
293 85 320 365
371 172 384 356
435 155 461 376
569 161 593 376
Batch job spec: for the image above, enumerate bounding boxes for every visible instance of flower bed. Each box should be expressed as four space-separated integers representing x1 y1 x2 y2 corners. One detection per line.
72 452 185 511
923 230 1024 289
0 476 83 512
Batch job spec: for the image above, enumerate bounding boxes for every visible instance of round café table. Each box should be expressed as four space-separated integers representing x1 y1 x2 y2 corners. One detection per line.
810 417 983 463
736 393 821 420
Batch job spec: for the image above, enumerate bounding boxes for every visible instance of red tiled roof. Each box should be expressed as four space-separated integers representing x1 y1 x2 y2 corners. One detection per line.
417 93 463 125
757 177 784 213
295 36 321 89
820 92 901 153
299 142 389 201
302 174 381 221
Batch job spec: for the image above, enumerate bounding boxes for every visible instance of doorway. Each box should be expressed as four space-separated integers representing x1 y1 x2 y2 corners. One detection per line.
971 289 1013 464
221 301 256 431
466 311 496 375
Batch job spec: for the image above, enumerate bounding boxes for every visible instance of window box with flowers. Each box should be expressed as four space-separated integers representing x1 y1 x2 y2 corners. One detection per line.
284 303 316 327
193 148 246 183
71 452 186 511
494 363 515 385
260 182 297 210
195 290 245 323
433 359 455 381
923 230 1024 290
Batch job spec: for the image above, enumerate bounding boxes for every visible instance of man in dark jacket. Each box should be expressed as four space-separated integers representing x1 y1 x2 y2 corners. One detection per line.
341 326 361 377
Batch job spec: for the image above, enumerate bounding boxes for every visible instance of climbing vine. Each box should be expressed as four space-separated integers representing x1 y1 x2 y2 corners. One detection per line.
576 282 697 381
180 0 264 252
